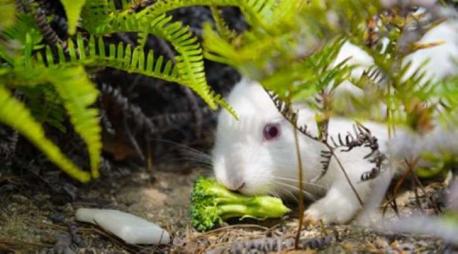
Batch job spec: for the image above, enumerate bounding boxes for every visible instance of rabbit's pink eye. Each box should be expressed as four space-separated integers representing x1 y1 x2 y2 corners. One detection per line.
263 123 280 141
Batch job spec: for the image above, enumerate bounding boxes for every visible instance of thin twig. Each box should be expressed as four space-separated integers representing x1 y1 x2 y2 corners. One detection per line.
0 238 52 248
293 113 305 249
411 172 423 211
329 147 364 206
382 188 399 216
146 134 153 173
411 170 443 214
382 158 420 214
123 117 146 161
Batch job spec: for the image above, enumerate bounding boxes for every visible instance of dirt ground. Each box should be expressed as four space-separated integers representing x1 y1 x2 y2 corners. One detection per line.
0 164 454 253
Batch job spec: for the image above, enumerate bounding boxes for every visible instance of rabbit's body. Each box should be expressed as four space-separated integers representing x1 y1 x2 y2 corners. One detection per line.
212 79 393 223
211 19 458 223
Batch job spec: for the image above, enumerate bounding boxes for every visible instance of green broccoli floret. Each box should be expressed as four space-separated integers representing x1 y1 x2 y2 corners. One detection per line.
190 177 291 231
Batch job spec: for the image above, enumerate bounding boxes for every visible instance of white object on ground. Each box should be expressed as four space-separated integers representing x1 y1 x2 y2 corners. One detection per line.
75 208 170 245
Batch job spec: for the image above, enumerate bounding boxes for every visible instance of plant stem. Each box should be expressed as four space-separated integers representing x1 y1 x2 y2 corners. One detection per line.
293 113 305 249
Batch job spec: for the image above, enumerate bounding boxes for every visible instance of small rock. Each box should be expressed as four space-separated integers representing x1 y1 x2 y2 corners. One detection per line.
49 213 66 223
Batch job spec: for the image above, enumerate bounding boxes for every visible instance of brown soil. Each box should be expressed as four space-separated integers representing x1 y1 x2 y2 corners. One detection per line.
0 166 451 253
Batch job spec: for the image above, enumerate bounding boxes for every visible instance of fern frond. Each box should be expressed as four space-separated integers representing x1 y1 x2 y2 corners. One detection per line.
261 38 350 100
3 14 42 49
80 0 116 31
210 90 238 119
436 75 458 124
48 66 101 178
395 61 435 104
36 33 181 83
0 85 91 182
81 9 220 109
202 23 239 66
143 0 276 28
270 0 304 27
203 23 297 72
210 6 236 41
13 42 102 179
352 66 385 89
60 0 88 34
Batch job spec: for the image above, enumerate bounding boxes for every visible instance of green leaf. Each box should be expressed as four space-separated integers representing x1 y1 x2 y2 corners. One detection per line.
3 14 43 49
0 85 91 182
85 10 219 108
210 6 236 41
48 66 101 178
11 60 101 180
60 0 87 34
36 34 182 83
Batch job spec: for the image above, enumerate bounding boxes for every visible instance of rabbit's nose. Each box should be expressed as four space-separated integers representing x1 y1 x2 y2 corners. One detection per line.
218 172 245 192
227 181 246 192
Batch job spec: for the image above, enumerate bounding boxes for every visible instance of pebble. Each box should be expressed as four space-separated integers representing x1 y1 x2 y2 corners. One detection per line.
49 213 66 223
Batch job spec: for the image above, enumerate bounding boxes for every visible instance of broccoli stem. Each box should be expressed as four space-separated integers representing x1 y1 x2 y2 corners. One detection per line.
218 204 252 219
218 196 291 220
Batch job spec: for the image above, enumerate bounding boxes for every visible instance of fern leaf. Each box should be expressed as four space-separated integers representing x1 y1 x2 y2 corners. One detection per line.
211 90 239 120
81 1 239 113
37 34 181 83
144 0 275 28
48 66 102 178
249 35 346 100
12 59 102 180
0 0 16 30
210 6 236 41
437 75 458 124
202 23 247 66
3 14 42 50
270 0 304 27
60 0 88 34
238 0 275 28
81 10 219 108
167 28 216 109
80 0 115 31
0 85 91 182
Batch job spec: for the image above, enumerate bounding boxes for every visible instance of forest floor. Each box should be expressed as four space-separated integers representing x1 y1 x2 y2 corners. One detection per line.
0 164 454 253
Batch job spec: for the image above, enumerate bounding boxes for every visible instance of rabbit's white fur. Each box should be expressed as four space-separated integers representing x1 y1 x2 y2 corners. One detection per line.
213 79 393 223
212 19 458 223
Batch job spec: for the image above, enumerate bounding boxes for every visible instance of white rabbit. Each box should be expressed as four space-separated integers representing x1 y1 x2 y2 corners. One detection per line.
211 18 458 223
